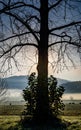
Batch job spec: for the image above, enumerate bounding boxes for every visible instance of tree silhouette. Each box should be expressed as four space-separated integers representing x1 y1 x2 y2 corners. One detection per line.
0 0 81 121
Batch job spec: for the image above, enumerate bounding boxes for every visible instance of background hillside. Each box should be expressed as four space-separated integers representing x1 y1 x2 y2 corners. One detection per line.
62 81 81 93
0 76 69 90
0 76 81 93
6 76 81 93
4 76 27 89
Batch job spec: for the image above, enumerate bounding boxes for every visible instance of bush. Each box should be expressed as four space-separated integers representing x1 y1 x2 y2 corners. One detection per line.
23 73 65 117
48 75 65 116
23 73 37 115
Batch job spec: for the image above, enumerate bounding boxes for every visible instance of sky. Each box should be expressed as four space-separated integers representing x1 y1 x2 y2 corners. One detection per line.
3 46 81 81
6 50 81 81
54 66 81 81
11 65 81 81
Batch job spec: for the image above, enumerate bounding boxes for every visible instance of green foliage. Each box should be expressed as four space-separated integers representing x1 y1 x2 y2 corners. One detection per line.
23 73 37 115
23 73 65 117
48 75 65 116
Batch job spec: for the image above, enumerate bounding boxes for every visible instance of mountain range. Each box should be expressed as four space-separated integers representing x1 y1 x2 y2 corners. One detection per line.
63 81 81 93
0 75 81 93
4 76 27 89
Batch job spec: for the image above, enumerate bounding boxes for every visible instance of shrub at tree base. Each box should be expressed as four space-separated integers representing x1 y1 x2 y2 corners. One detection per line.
23 73 65 120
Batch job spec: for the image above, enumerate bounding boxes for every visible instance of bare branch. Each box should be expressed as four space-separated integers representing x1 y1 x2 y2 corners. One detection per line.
48 40 81 48
49 21 81 33
0 43 38 58
0 1 40 12
4 11 39 43
48 0 62 11
0 31 39 42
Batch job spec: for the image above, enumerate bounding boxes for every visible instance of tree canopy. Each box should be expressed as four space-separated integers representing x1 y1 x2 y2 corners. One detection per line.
0 0 81 73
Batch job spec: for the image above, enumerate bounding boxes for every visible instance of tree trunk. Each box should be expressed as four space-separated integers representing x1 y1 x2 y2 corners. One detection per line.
36 0 49 121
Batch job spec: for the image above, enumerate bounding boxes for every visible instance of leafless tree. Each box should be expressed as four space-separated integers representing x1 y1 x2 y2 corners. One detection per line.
0 0 81 121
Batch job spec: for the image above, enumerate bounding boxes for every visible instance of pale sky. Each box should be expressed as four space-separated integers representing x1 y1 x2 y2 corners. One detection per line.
2 46 80 81
13 66 81 81
6 50 81 81
54 66 81 81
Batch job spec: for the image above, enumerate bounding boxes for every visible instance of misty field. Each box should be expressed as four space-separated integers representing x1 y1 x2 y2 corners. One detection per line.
0 103 81 129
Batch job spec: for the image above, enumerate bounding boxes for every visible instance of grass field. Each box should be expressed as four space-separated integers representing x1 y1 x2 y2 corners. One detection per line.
0 116 20 130
0 105 25 115
62 116 81 130
63 104 81 116
0 104 81 130
0 115 81 130
1 103 81 116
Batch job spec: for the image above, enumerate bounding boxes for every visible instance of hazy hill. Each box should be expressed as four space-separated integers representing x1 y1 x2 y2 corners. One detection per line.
57 78 69 85
1 76 69 90
3 76 28 89
0 76 81 93
62 81 81 93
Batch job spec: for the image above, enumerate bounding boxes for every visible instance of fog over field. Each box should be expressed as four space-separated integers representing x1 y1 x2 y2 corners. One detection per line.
62 93 81 100
4 89 81 103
